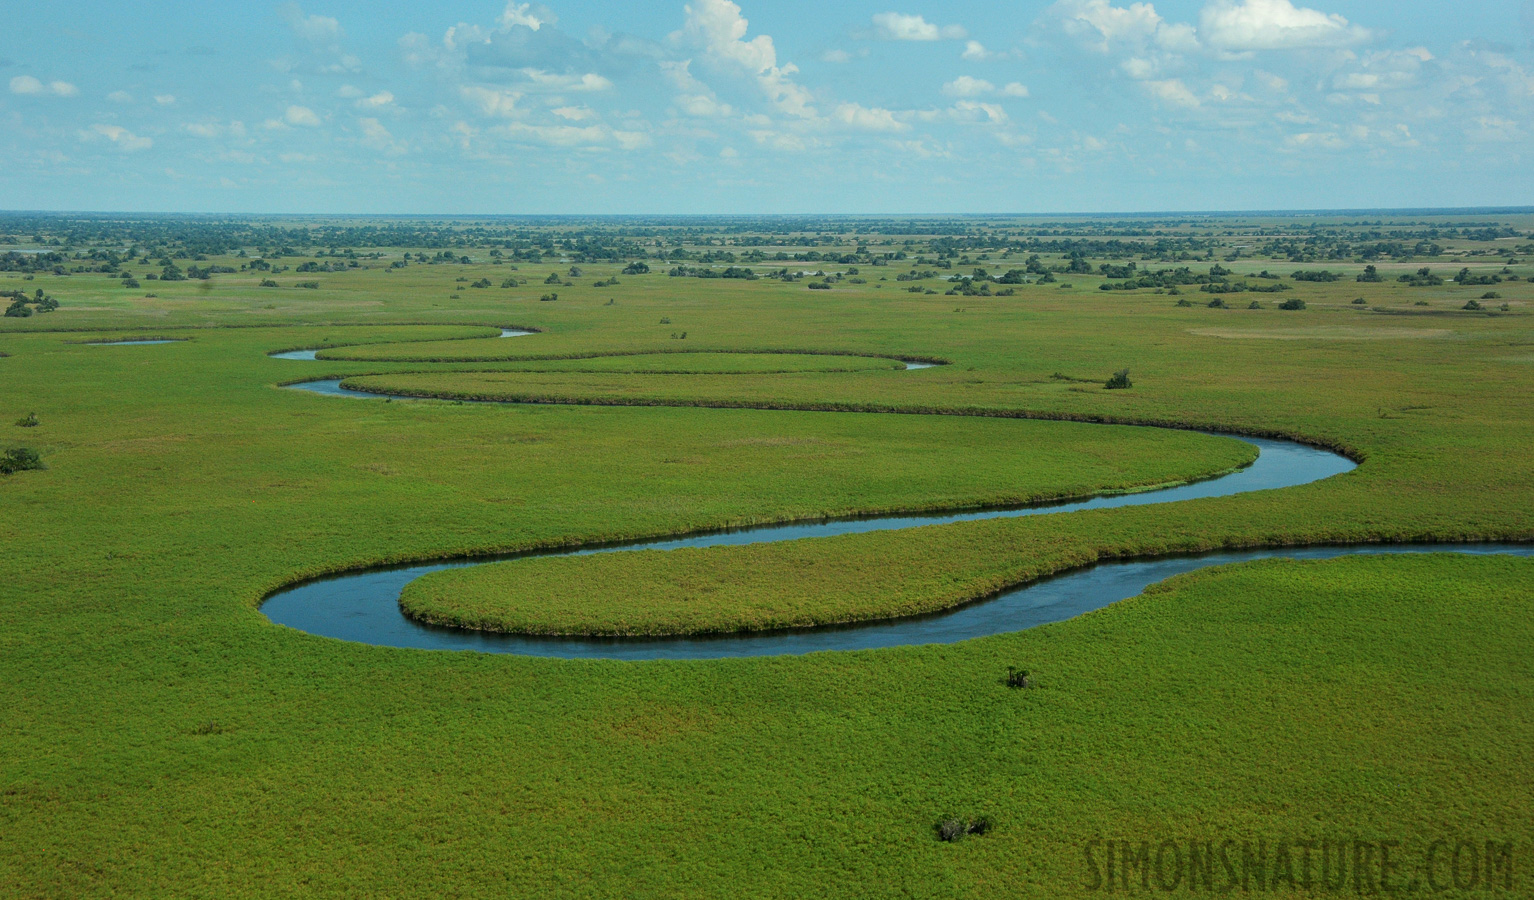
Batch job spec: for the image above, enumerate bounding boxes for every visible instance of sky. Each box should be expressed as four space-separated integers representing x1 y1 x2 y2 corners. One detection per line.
2 0 1532 214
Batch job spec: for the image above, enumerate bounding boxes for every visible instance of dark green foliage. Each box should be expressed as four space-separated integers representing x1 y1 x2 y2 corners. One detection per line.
539 293 558 302
935 816 992 842
1356 265 1384 283
15 412 38 427
1104 369 1132 390
1004 667 1034 689
1481 292 1501 300
1248 300 1262 309
1279 298 1307 310
0 447 44 474
544 272 562 284
1175 298 1193 307
621 261 650 275
1207 298 1228 309
1463 299 1483 311
259 279 278 288
1352 297 1367 305
295 281 320 289
1291 270 1340 282
470 278 492 289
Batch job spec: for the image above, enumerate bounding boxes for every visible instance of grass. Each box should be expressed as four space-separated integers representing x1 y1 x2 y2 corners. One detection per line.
1 215 1532 897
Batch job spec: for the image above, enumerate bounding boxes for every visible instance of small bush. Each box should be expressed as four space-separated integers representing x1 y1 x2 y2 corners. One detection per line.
500 278 520 288
259 279 278 287
470 278 492 289
1175 298 1193 307
189 722 224 736
539 293 558 302
1481 292 1501 300
659 317 671 325
15 412 39 428
1415 300 1430 306
1207 298 1228 309
935 816 993 842
0 447 45 475
1463 299 1483 311
544 272 562 284
1279 298 1307 311
1004 667 1034 689
1104 369 1132 390
1248 301 1262 309
1352 297 1367 305
295 281 320 289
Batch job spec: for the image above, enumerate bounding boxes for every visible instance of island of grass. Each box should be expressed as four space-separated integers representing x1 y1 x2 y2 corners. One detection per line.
396 422 1257 636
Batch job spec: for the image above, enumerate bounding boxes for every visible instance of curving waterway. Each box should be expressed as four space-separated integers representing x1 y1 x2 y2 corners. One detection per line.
261 347 1526 660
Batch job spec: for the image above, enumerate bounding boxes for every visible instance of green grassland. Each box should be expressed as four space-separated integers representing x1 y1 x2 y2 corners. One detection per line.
1 213 1532 897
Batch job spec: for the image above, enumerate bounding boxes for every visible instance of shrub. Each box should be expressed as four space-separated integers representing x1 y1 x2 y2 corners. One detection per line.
1248 301 1262 309
259 279 278 287
15 412 39 428
470 278 492 289
1352 297 1367 305
622 261 650 275
295 281 320 289
544 272 562 284
659 317 671 325
500 278 520 288
808 282 832 290
1481 292 1501 300
1501 303 1511 311
1104 369 1132 390
1207 298 1228 309
1279 298 1307 310
0 447 45 475
1175 298 1193 307
1463 299 1483 311
1004 667 1034 689
935 816 992 842
123 279 141 289
539 293 558 302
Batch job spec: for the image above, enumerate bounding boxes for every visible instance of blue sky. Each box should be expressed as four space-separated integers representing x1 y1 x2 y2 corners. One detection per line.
2 0 1531 213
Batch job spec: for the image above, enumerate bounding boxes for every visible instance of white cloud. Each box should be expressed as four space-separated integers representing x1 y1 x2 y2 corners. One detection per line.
358 116 405 152
337 84 363 98
822 49 852 63
279 3 342 44
285 104 322 126
88 124 153 151
1144 78 1200 107
869 12 967 41
184 122 221 138
154 94 176 105
942 76 1028 98
961 40 992 60
1199 0 1370 53
460 86 523 117
357 90 395 109
943 76 995 97
519 69 612 92
498 2 555 31
10 76 78 97
107 90 133 103
833 102 908 131
951 100 1009 123
680 0 816 118
552 105 594 121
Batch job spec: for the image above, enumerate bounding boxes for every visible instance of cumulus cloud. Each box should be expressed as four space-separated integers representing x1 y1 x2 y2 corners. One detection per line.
358 116 405 152
10 75 78 96
869 12 968 42
833 102 908 131
1199 0 1370 53
154 94 176 105
107 90 133 103
279 3 342 44
460 85 523 117
961 41 992 60
680 0 816 117
943 76 1028 97
356 90 395 108
285 104 322 126
88 124 152 151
